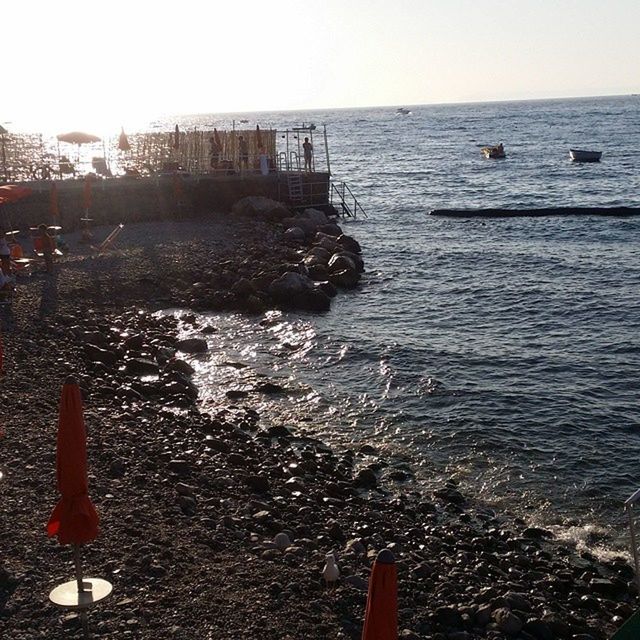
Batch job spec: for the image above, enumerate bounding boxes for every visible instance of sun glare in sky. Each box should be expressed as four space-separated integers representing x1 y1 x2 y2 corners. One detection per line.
3 0 639 133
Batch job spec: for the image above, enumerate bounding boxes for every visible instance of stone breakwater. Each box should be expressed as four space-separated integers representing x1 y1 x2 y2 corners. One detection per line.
0 213 634 639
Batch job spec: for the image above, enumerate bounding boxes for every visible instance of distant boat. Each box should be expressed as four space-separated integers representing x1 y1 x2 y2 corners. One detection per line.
570 149 602 163
396 108 411 115
239 119 249 124
481 143 506 159
292 123 316 131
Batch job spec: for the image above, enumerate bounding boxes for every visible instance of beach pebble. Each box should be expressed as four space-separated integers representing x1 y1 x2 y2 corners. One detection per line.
274 532 291 551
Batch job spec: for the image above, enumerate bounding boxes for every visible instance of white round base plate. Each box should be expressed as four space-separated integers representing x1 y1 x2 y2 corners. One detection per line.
49 578 113 609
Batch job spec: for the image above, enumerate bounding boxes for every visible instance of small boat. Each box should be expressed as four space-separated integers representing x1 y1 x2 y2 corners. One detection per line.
570 149 602 163
396 108 411 115
292 123 316 131
481 143 505 159
239 119 249 124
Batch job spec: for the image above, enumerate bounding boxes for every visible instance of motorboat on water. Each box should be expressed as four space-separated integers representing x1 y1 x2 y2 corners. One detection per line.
481 143 505 159
292 123 316 131
396 108 411 115
570 149 602 163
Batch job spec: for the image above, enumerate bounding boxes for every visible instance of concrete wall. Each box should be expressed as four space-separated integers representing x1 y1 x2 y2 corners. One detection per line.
1 172 331 232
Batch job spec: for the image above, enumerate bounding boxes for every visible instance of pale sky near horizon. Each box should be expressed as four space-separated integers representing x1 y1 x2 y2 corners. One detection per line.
3 0 639 131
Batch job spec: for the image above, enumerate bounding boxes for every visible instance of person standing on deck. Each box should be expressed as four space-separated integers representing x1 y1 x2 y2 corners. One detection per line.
303 137 313 172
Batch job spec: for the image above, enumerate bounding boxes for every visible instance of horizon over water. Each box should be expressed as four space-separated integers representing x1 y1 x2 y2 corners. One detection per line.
164 95 637 557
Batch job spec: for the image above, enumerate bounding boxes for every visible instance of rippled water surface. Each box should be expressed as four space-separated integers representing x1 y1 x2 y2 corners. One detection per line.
174 96 640 551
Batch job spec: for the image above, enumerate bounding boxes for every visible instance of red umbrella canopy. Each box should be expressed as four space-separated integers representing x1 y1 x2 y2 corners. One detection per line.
56 131 101 145
0 184 32 205
47 376 99 545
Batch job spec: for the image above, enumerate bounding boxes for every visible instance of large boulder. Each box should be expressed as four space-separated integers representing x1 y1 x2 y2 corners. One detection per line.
337 234 362 254
301 208 329 227
268 271 315 300
332 250 364 273
329 269 360 289
328 253 356 273
232 196 290 221
306 246 331 263
268 271 331 311
283 227 306 244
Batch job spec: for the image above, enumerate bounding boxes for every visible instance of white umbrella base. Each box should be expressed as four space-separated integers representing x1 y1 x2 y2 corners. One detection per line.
49 578 112 609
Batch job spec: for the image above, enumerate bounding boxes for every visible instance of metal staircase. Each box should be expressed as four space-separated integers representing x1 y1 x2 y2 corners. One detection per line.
330 181 367 219
287 172 304 203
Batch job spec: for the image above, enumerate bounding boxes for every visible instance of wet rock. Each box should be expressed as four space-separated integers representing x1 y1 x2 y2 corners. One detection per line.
226 389 248 399
84 344 118 366
125 358 160 376
165 358 196 375
434 486 466 504
176 337 208 353
256 382 285 394
329 268 360 289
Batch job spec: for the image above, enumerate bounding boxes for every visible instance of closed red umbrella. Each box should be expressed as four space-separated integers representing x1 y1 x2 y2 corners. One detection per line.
46 376 111 639
118 127 131 152
47 376 99 544
173 124 180 150
362 549 398 640
50 182 60 222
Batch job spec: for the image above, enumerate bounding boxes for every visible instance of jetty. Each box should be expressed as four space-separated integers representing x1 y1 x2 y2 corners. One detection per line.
0 124 365 231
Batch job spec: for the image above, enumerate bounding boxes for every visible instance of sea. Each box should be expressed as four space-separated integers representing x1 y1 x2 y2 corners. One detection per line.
29 96 640 555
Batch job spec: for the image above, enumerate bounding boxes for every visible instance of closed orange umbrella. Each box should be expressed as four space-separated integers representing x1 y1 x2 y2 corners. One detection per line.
362 549 398 640
47 376 99 545
50 182 60 222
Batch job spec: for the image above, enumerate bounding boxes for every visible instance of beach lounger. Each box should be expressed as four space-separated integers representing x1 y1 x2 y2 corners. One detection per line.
93 224 124 254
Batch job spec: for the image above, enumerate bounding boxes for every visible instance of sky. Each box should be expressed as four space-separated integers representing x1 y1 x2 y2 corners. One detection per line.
3 0 639 131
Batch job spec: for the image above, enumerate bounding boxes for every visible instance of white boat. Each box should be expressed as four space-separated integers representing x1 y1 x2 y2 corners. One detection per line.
570 149 602 163
396 108 411 115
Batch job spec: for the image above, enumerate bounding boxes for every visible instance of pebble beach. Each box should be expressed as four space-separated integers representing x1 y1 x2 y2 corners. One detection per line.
0 210 636 639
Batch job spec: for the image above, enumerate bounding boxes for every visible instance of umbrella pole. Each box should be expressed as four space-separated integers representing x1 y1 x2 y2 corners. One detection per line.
73 544 91 639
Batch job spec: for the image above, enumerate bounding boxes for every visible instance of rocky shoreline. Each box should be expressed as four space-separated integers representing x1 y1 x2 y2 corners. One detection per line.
0 207 635 639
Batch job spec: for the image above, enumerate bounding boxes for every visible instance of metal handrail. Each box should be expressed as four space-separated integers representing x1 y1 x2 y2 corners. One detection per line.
330 181 367 219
